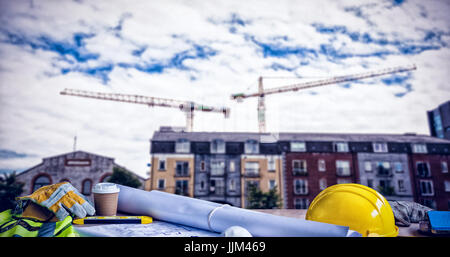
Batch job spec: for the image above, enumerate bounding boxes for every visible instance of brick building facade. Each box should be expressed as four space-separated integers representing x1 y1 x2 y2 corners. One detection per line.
148 127 450 210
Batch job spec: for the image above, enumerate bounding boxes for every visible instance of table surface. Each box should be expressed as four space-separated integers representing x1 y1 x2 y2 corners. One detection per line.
74 209 427 237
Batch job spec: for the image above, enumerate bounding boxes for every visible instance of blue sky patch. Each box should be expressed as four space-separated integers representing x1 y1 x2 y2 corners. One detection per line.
118 44 217 76
312 23 443 57
0 29 100 63
0 149 29 159
247 35 317 59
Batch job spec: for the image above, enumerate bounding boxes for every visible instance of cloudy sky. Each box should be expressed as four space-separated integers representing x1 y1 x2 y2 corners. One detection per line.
0 0 449 178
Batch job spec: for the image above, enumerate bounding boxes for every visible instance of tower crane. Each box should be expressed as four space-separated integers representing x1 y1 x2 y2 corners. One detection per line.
231 64 417 133
60 88 230 132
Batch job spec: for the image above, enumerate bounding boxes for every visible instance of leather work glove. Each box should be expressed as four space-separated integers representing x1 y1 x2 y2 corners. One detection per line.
17 182 95 221
389 201 432 227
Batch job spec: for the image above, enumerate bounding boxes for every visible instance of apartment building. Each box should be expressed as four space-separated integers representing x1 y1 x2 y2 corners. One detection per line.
149 127 283 207
149 127 450 210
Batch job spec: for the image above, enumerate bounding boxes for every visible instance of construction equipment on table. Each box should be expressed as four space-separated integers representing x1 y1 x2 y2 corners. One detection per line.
419 211 450 235
115 184 354 237
389 200 432 227
305 183 398 237
61 88 230 132
16 182 95 221
231 64 417 133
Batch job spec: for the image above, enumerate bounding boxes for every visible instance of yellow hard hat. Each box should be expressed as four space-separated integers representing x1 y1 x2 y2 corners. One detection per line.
305 183 398 237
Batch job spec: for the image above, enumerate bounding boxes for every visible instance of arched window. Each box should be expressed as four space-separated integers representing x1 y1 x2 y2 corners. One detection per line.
32 174 51 192
82 179 92 195
100 173 112 182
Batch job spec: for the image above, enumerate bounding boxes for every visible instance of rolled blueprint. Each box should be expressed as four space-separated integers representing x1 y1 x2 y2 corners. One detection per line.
116 184 350 237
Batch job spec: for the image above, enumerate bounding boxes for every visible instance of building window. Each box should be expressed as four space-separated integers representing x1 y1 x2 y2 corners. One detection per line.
444 181 450 192
294 198 309 209
376 162 391 176
442 161 448 173
318 159 326 172
417 162 431 178
367 179 374 189
379 180 393 195
229 160 235 172
422 199 436 209
433 112 444 138
419 180 434 196
244 162 260 177
334 142 349 152
293 179 308 195
32 175 51 192
412 143 427 154
175 139 190 153
336 160 350 176
394 162 403 173
229 179 236 192
290 142 306 152
210 179 224 195
398 180 406 192
245 140 259 154
292 160 307 175
268 156 276 172
373 142 388 153
200 161 206 171
245 181 259 195
175 161 189 177
158 179 165 190
364 161 372 172
82 179 92 195
268 180 276 190
211 160 225 176
158 159 166 170
175 180 189 196
319 178 327 190
211 139 225 154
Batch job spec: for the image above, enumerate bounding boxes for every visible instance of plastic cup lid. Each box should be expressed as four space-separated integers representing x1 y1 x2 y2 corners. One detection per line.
92 183 120 194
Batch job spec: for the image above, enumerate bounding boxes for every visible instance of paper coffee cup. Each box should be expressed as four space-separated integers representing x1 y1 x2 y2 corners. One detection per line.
92 183 120 216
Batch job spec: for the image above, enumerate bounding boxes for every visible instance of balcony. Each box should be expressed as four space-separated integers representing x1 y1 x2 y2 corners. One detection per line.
376 167 393 177
175 170 190 177
244 168 260 177
293 168 307 176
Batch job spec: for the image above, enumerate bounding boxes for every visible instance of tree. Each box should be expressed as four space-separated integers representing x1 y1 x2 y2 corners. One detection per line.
0 172 24 212
107 166 142 188
246 184 281 209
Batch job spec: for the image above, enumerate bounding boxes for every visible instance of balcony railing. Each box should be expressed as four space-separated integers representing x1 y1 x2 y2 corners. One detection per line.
293 168 307 175
244 168 260 177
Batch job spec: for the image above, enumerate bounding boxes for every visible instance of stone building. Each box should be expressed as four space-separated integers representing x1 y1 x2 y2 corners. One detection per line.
16 150 144 202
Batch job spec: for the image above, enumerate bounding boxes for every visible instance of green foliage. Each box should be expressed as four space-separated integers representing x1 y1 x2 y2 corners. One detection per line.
0 172 24 212
377 185 395 196
107 166 142 188
246 184 281 209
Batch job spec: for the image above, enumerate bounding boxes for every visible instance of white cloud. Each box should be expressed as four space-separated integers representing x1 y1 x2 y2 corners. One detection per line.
0 0 449 178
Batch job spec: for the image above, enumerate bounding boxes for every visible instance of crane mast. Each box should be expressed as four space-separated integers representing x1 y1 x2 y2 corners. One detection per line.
60 88 230 132
231 64 416 133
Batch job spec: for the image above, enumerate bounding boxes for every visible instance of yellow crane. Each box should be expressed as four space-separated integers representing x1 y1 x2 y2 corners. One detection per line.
60 88 230 132
231 64 417 133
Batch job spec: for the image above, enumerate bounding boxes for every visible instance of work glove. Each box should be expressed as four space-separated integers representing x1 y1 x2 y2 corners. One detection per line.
389 201 432 227
17 182 95 221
